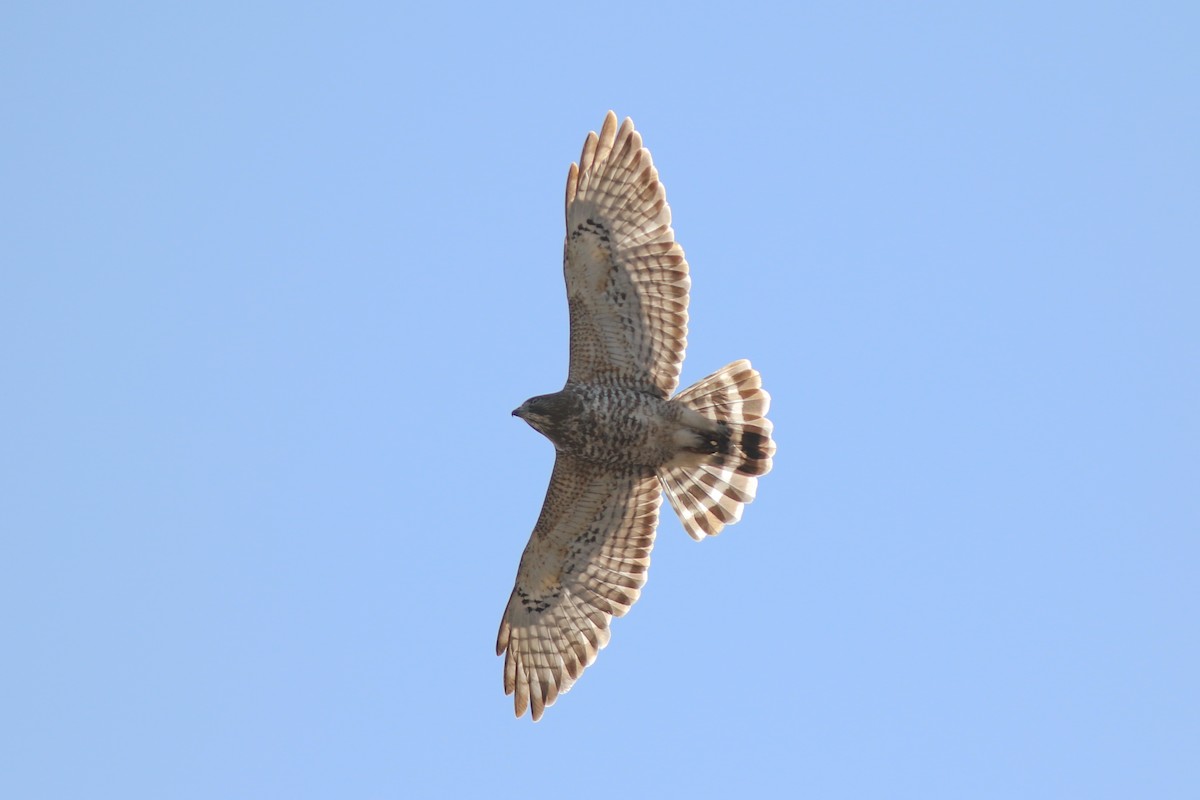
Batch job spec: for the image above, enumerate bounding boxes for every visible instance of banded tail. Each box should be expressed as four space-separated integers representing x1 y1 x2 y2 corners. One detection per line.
659 360 776 540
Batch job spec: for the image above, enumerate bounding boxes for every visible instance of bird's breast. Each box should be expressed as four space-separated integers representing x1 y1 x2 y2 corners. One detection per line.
551 384 680 468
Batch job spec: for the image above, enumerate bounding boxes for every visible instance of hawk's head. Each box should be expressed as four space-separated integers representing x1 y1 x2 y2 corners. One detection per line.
512 390 581 444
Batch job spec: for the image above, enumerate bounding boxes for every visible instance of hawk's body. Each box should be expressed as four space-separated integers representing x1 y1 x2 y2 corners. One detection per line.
498 112 776 721
516 384 722 469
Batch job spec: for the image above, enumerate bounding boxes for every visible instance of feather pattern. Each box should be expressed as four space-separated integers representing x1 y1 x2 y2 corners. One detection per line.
497 456 661 721
660 360 776 540
563 111 690 398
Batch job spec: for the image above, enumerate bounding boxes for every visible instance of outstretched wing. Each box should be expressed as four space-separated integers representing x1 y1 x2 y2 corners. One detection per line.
497 455 662 721
563 111 691 398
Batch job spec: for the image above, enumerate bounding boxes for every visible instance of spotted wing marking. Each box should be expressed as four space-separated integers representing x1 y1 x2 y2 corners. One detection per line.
497 455 661 720
563 112 691 398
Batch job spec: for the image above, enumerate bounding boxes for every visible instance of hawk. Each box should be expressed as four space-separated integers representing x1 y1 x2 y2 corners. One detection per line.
497 112 776 720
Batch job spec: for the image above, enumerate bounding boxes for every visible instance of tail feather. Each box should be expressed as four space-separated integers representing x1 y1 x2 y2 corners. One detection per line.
659 360 775 540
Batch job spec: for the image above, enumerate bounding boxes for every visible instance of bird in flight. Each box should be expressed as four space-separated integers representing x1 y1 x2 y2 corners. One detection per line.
498 111 775 720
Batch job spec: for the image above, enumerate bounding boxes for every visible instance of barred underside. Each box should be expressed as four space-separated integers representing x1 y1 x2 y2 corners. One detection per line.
660 360 776 540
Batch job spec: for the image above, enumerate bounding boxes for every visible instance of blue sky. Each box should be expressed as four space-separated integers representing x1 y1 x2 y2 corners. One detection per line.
3 2 1197 797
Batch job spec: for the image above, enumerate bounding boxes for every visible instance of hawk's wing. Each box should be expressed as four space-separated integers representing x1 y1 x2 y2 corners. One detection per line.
497 455 662 721
563 111 691 398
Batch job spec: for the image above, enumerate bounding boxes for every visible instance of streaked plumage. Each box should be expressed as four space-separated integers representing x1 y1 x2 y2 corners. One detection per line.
498 112 776 720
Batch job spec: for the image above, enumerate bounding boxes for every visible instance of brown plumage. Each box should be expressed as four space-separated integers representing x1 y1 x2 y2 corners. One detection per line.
498 112 776 721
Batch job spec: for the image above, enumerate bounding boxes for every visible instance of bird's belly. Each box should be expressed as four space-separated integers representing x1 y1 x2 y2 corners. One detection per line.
558 386 678 468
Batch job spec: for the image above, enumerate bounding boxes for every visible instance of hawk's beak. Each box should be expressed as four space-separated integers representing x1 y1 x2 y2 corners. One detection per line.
512 407 522 417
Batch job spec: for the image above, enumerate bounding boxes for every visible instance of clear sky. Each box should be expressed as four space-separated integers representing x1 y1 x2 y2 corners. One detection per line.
3 2 1197 798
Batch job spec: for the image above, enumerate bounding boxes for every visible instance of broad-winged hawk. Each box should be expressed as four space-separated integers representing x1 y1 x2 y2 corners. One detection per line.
498 112 776 720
